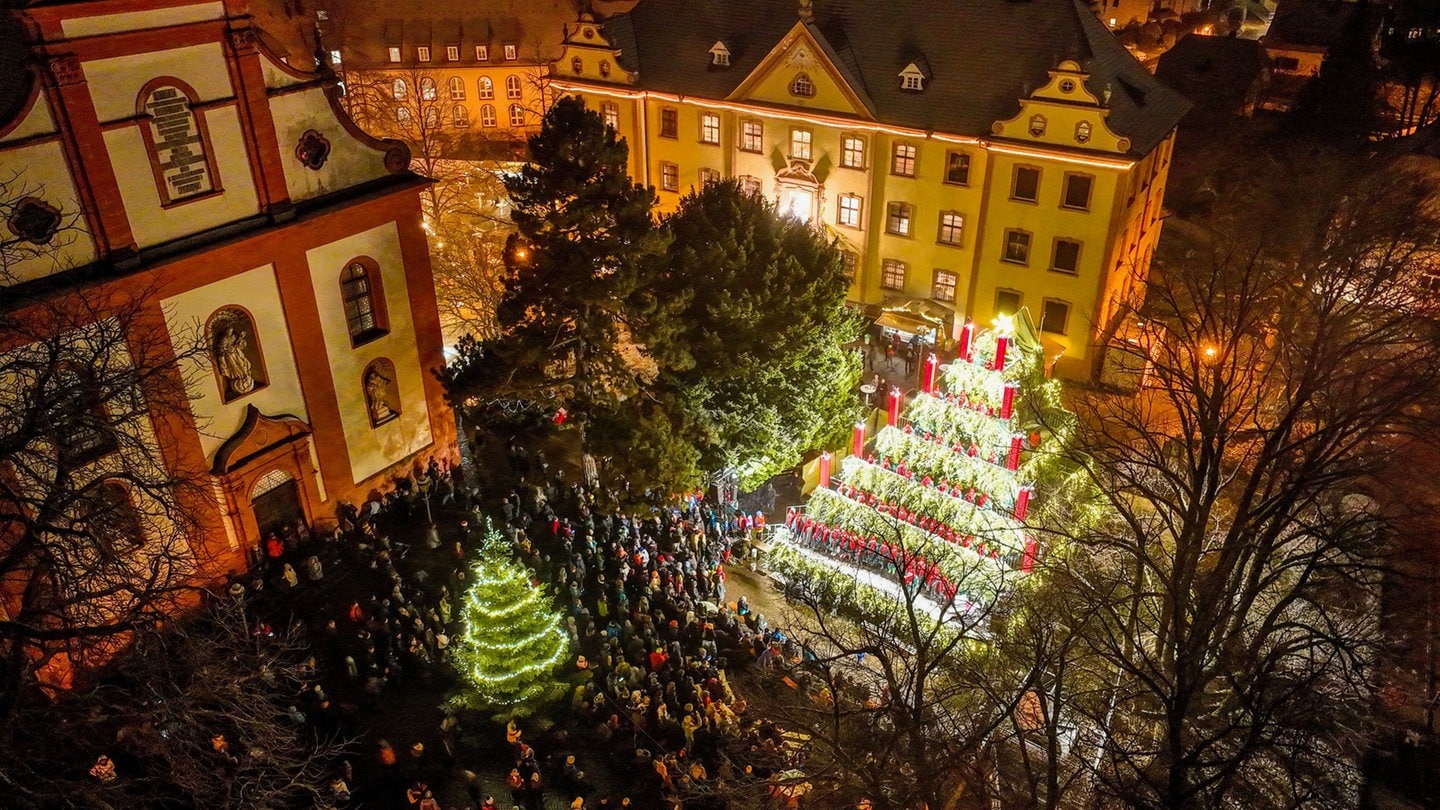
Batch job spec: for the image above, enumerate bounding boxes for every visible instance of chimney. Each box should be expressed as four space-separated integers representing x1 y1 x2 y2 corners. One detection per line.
798 0 814 24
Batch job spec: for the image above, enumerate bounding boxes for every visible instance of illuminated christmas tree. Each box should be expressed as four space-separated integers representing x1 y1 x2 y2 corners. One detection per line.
448 528 569 718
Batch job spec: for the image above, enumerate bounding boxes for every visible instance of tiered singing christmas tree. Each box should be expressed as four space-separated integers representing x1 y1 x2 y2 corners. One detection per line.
448 527 569 718
779 316 1072 614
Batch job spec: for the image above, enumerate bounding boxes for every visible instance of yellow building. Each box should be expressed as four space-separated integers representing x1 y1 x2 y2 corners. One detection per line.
552 0 1188 379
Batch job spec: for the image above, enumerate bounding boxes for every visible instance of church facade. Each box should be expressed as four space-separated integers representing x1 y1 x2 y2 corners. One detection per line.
0 0 454 594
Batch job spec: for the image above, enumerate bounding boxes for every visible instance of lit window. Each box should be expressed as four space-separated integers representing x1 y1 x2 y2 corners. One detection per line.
841 251 858 281
1012 166 1040 202
661 161 679 192
789 72 815 97
446 45 460 61
790 128 811 160
452 104 469 127
329 49 342 65
572 56 584 74
995 289 1021 316
503 44 518 61
478 77 493 99
944 151 970 185
838 194 862 228
699 168 720 186
423 106 440 128
601 102 619 131
1062 173 1093 210
387 46 401 63
1003 229 1031 264
508 103 525 127
711 41 731 66
841 135 865 169
341 260 387 343
479 104 496 127
505 75 521 99
417 46 431 62
892 143 916 177
396 107 411 124
937 212 964 245
932 270 958 302
448 76 465 100
1041 299 1070 335
885 202 912 236
700 113 721 144
419 77 437 101
741 120 763 153
475 45 489 61
881 259 906 290
45 368 117 465
1051 239 1081 274
391 78 409 101
660 107 678 138
738 176 762 196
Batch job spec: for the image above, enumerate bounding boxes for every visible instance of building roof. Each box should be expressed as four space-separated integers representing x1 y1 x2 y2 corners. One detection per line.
604 0 1188 156
1155 34 1266 116
1264 0 1358 49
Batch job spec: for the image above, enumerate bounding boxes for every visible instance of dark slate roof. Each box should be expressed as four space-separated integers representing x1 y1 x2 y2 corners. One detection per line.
604 0 1188 156
1156 34 1266 116
1265 0 1357 48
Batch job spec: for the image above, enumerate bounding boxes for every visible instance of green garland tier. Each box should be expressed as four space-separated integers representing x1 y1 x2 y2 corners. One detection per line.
807 486 1020 571
872 425 1021 511
836 457 1025 553
905 392 1014 451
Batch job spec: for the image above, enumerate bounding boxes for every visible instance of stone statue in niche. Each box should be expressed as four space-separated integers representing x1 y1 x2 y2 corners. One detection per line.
364 361 400 426
210 308 265 401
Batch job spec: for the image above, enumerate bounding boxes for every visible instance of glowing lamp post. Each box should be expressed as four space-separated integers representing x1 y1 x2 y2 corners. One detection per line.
959 320 976 363
1007 433 1023 471
1014 484 1033 520
1001 380 1018 419
887 387 902 427
922 353 939 394
818 452 832 488
852 421 866 457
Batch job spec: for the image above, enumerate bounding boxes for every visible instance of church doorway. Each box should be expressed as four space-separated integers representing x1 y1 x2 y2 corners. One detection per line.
251 469 303 539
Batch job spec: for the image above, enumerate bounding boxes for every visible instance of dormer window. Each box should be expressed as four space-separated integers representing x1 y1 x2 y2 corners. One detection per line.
899 62 926 91
1029 114 1048 137
710 41 731 67
789 72 815 98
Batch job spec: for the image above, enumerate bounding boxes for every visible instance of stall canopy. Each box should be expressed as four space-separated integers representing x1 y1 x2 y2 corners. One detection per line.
876 296 956 340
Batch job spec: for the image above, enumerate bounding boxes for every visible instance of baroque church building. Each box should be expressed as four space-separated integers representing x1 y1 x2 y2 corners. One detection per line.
0 0 454 638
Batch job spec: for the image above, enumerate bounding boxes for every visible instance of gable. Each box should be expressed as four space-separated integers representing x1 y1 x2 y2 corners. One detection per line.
729 24 872 118
991 60 1131 155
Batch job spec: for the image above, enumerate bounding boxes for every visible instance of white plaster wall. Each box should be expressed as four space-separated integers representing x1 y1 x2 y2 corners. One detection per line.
161 264 309 461
62 3 225 39
305 222 432 484
0 142 99 284
268 87 391 204
85 43 233 123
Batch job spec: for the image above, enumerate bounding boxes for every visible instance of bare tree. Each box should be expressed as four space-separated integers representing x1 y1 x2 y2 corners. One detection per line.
1050 162 1440 809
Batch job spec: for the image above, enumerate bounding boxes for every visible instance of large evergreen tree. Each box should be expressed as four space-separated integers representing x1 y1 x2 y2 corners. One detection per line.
442 96 669 420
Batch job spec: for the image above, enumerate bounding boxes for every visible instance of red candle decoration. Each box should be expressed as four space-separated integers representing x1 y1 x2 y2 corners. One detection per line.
922 352 939 394
887 387 902 427
1021 536 1039 573
1007 433 1023 471
959 320 975 362
852 422 866 457
818 452 832 488
994 335 1009 370
1014 485 1033 520
1001 381 1018 419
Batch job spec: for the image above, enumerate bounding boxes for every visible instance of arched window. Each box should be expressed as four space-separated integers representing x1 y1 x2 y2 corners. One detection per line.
509 103 525 127
391 78 408 100
419 77 437 101
505 74 522 99
362 358 401 428
207 307 268 402
424 106 440 128
138 80 216 204
478 77 493 99
452 104 469 127
340 259 388 345
571 56 583 74
396 107 411 124
44 366 117 465
479 104 497 127
87 481 144 553
789 72 815 98
447 76 465 100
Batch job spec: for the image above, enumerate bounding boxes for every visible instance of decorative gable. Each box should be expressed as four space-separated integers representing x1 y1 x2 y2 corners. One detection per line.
990 60 1131 154
555 13 634 84
729 22 874 118
211 405 311 475
710 41 731 67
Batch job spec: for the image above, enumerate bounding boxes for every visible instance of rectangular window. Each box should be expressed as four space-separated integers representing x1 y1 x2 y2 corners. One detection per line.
1003 229 1031 264
387 46 401 63
503 44 518 61
446 45 460 61
1041 299 1070 335
841 135 866 169
475 45 489 61
660 107 678 138
790 128 812 160
886 202 912 236
738 175 762 197
1051 238 1081 274
838 194 862 228
1062 173 1094 210
699 168 720 186
700 113 721 144
741 120 763 153
1012 166 1040 202
944 150 971 185
601 102 619 130
932 270 958 302
892 143 917 177
996 288 1022 317
881 259 907 290
841 251 858 281
417 46 431 62
937 212 964 246
661 161 679 191
330 49 342 65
